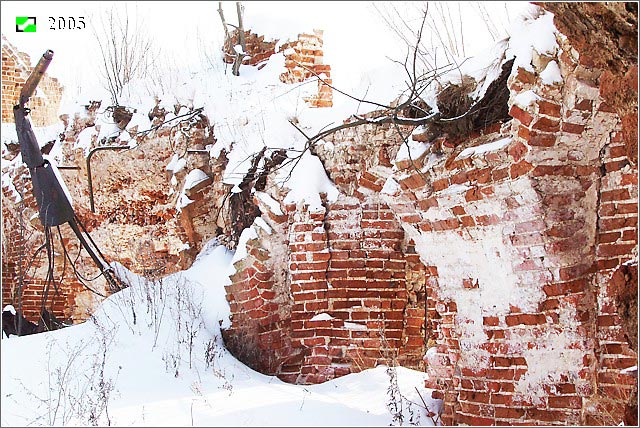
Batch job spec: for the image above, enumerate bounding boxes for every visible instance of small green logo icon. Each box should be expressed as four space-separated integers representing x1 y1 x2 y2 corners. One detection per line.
16 17 36 32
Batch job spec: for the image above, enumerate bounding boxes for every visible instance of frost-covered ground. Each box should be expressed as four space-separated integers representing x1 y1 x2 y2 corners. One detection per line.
1 242 441 427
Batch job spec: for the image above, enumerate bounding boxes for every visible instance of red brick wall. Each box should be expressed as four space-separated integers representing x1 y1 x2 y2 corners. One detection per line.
289 198 412 383
590 128 638 424
222 203 294 376
1 35 63 126
279 30 333 108
396 40 636 426
223 193 429 383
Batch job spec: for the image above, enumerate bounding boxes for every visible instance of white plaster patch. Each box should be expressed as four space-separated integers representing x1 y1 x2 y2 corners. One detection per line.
401 219 545 369
310 313 334 321
514 301 585 404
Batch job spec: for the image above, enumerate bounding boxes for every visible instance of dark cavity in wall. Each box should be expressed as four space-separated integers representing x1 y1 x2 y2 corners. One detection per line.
426 58 514 144
227 148 287 246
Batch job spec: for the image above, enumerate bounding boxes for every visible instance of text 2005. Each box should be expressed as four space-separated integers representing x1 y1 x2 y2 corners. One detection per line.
48 17 86 30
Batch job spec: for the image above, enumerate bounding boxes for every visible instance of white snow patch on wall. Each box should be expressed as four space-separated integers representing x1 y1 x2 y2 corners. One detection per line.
279 151 339 211
126 112 152 133
75 126 98 155
344 322 367 331
176 193 193 211
119 130 131 142
540 60 563 85
166 154 186 173
96 116 121 141
310 313 334 321
507 11 558 73
395 138 429 162
230 226 259 266
440 184 472 195
255 191 284 215
254 216 272 235
513 90 541 108
381 177 401 196
1 172 22 203
184 169 209 190
456 138 511 160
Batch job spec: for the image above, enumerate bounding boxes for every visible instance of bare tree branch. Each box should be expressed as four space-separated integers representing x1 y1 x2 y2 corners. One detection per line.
91 5 159 105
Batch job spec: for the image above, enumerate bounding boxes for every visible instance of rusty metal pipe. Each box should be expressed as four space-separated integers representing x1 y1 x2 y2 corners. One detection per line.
19 50 54 106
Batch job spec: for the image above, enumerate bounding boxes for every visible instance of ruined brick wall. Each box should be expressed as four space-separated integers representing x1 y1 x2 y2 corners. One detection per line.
222 123 431 383
1 168 97 323
279 30 332 108
0 11 635 425
1 105 226 323
222 18 637 426
1 35 63 126
223 198 430 384
397 31 636 426
590 109 638 425
224 29 332 107
222 199 293 376
540 2 638 164
62 109 234 274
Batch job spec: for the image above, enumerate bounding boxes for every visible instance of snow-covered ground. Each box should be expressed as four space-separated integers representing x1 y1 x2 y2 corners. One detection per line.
1 241 441 427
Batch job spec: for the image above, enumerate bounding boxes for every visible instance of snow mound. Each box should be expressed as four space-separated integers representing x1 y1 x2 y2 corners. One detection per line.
1 241 440 427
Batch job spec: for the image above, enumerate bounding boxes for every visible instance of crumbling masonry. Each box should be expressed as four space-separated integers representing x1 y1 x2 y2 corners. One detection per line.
220 7 638 426
1 4 637 426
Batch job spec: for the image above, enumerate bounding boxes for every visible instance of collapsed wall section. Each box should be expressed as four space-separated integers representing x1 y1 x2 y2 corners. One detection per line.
1 24 336 326
1 103 226 323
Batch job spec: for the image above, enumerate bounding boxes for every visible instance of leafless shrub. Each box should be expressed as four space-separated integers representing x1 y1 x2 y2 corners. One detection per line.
17 321 119 426
91 4 160 105
345 318 441 426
